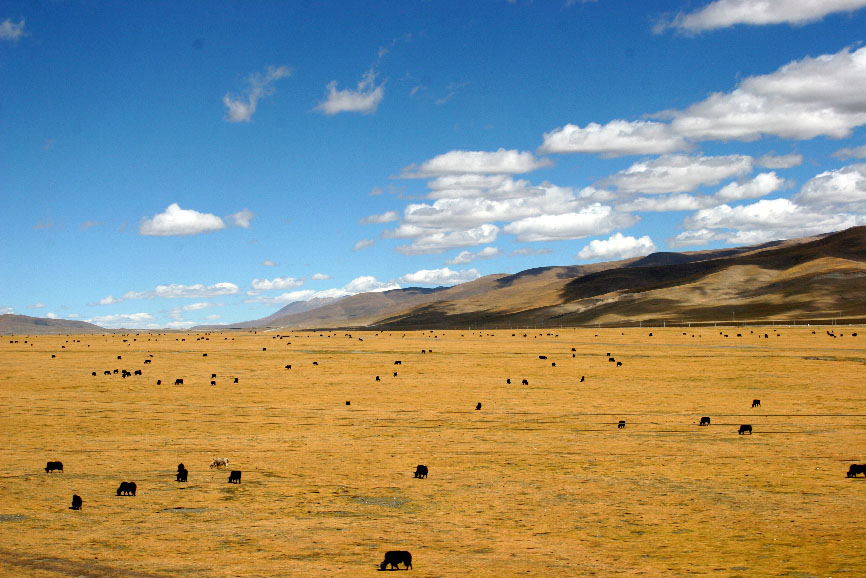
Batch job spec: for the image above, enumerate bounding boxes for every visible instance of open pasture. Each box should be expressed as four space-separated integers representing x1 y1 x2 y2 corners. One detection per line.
1 327 865 577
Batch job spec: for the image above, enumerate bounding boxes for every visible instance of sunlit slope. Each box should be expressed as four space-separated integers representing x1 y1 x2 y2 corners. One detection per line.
363 227 866 328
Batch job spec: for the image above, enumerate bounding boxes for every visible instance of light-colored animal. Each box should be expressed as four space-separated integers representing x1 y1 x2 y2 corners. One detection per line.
210 457 229 469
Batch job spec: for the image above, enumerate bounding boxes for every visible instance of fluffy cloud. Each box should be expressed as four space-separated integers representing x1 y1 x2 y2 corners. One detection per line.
121 282 240 300
668 228 726 248
223 65 291 123
343 276 400 293
795 164 866 207
503 204 637 242
87 313 155 329
229 208 254 228
392 224 499 255
399 267 481 286
99 295 122 305
682 198 866 243
0 18 26 42
577 233 657 261
617 193 711 213
353 239 375 251
262 260 277 267
539 120 690 157
311 273 330 280
401 148 552 178
658 0 866 33
604 154 753 194
139 203 226 236
666 46 866 141
361 211 399 224
315 68 384 115
0 306 14 314
714 172 788 202
447 247 501 265
392 184 588 238
250 276 304 291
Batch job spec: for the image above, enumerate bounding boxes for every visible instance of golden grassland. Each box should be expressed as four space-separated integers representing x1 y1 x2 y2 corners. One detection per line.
1 327 865 577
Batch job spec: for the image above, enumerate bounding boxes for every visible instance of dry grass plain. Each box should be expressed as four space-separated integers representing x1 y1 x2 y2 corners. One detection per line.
1 327 865 577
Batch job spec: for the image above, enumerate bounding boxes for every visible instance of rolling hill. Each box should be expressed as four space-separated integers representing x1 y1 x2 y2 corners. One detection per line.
0 315 106 335
215 227 866 330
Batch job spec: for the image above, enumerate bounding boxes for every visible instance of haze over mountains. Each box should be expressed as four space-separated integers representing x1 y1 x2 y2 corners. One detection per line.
6 227 866 334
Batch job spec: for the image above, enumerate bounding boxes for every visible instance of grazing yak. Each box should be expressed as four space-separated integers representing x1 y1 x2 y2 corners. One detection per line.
847 464 866 478
174 378 183 385
618 420 626 429
380 550 412 571
476 402 482 410
414 465 428 479
228 470 242 484
752 399 761 408
116 482 137 496
521 379 529 385
210 457 229 469
176 464 188 482
700 417 711 426
45 461 63 473
70 494 82 510
739 424 752 435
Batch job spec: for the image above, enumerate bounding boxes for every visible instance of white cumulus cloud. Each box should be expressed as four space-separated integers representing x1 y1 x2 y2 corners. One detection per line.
311 273 330 280
399 267 481 286
577 233 657 261
447 247 501 265
139 203 226 236
401 148 552 178
121 282 240 300
353 239 375 251
87 313 155 329
250 277 304 291
714 172 788 202
658 0 866 33
315 68 385 115
795 164 866 207
223 65 291 123
393 224 500 255
604 154 754 194
503 204 637 242
666 46 866 141
539 120 690 157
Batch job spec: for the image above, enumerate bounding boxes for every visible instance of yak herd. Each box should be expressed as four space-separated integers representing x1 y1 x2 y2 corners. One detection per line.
34 327 866 572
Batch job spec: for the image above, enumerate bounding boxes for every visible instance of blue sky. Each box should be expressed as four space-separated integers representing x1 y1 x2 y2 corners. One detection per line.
2 0 866 329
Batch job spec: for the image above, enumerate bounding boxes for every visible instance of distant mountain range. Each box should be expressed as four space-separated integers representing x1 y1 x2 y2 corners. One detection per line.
199 226 866 330
7 227 866 335
0 315 105 335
